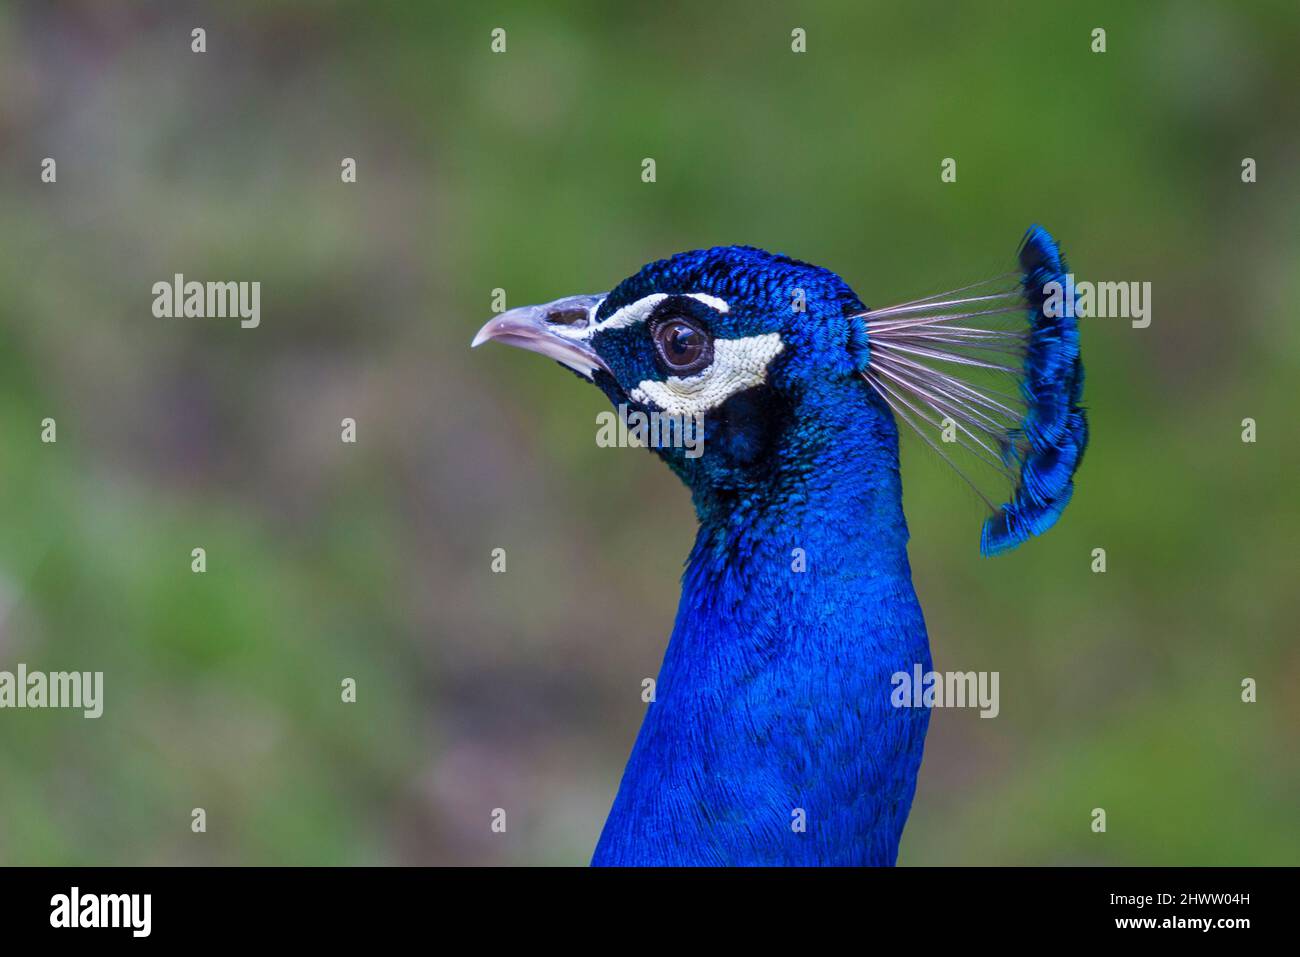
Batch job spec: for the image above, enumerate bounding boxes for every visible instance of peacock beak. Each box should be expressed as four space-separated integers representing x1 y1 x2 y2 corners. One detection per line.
471 294 611 379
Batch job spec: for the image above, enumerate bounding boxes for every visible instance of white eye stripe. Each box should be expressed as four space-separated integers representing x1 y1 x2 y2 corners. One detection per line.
590 293 667 335
629 332 783 417
687 293 730 314
553 292 729 340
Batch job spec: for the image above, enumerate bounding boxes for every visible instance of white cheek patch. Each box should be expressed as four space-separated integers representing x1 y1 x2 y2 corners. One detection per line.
629 333 784 417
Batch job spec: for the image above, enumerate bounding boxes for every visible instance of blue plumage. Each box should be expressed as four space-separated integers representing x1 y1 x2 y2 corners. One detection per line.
981 227 1088 555
472 227 1086 865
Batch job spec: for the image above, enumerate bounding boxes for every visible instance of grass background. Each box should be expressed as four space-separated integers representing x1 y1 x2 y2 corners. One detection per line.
0 0 1296 864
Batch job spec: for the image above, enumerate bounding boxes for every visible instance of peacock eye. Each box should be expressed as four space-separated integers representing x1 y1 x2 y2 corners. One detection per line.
652 317 712 375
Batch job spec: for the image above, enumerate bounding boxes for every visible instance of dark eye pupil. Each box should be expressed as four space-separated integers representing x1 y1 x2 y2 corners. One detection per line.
653 316 711 373
668 325 698 356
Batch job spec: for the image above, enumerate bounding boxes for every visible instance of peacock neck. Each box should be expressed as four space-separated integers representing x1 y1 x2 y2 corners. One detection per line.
593 386 933 866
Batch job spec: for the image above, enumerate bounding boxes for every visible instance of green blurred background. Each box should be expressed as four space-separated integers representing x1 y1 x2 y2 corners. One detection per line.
0 0 1296 865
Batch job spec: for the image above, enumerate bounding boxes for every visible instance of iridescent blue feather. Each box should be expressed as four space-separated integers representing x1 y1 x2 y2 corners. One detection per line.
857 225 1087 555
980 226 1088 555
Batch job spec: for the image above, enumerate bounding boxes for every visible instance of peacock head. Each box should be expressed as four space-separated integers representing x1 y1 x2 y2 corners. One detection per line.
472 246 876 500
473 230 1087 553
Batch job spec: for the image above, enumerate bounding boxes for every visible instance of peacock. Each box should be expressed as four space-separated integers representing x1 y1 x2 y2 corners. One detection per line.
472 226 1086 865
